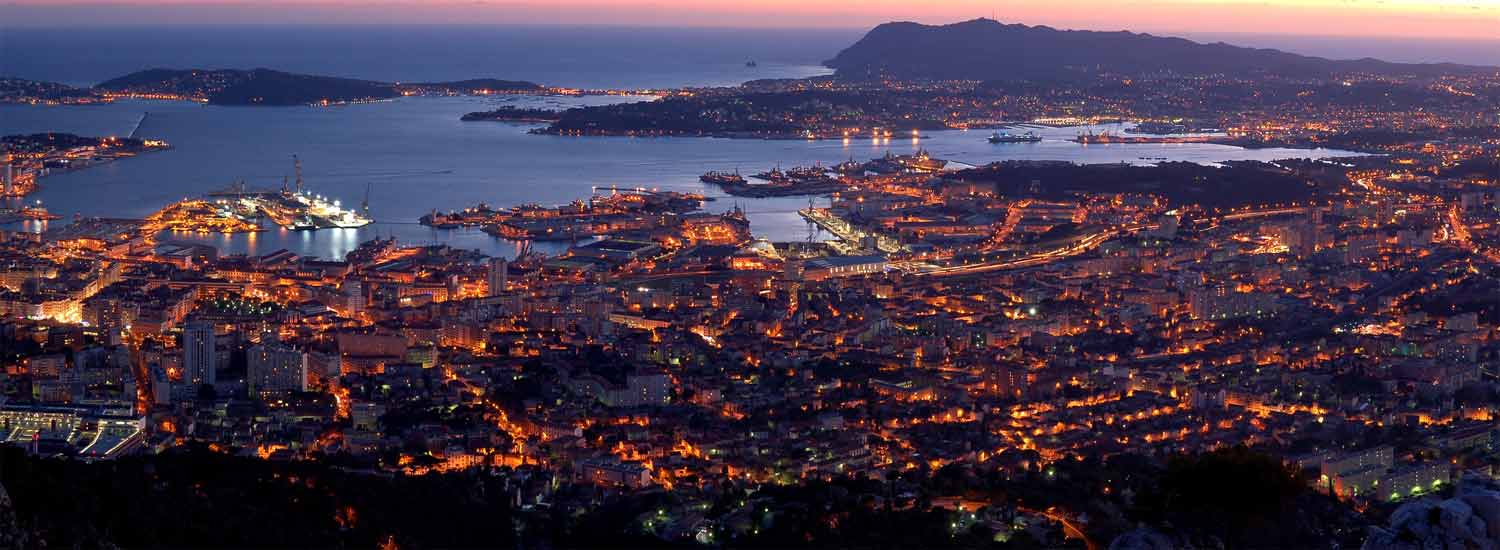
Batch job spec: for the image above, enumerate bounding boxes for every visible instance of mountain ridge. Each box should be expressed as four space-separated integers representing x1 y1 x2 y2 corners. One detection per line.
824 19 1494 82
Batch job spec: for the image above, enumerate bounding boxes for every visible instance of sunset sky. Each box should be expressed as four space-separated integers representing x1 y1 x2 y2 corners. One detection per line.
3 0 1499 40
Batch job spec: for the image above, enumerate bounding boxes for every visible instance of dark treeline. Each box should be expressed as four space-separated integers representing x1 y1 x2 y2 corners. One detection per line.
0 445 1365 548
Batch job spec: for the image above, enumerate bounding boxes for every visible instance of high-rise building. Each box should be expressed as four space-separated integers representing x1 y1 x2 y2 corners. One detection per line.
487 257 508 296
181 321 216 387
2 152 13 197
343 280 365 317
248 343 308 398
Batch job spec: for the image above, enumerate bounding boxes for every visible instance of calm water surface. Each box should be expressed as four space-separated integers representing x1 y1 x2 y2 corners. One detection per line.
1 96 1360 259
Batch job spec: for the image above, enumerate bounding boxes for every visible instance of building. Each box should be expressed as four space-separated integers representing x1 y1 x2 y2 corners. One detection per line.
0 403 144 458
181 320 216 387
605 372 673 408
2 153 12 197
1187 286 1283 320
792 255 888 281
247 343 308 398
487 257 508 296
576 457 654 488
1320 446 1400 499
1379 462 1450 501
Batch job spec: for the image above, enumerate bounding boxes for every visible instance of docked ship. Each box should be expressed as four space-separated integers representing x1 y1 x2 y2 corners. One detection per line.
0 203 61 224
833 158 866 176
868 149 948 174
751 166 785 181
785 164 828 181
1073 130 1124 144
211 157 373 231
261 191 372 230
700 170 747 186
1072 129 1214 145
988 131 1042 144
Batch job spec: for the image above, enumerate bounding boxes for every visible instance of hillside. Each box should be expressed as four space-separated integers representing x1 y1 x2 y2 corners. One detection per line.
825 19 1491 82
96 68 399 105
94 69 543 106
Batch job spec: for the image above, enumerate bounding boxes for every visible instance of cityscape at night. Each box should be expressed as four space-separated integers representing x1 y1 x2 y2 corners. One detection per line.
2 1 1500 548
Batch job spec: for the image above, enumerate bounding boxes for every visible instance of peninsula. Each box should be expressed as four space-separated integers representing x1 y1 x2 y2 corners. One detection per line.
94 68 545 106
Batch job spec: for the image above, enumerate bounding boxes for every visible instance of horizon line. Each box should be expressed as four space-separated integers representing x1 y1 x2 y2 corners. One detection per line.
5 19 1500 44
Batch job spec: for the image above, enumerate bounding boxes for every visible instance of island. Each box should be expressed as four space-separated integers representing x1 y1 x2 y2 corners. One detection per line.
459 106 565 123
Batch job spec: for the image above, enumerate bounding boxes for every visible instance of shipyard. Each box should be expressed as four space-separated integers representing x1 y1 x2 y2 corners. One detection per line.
204 157 372 231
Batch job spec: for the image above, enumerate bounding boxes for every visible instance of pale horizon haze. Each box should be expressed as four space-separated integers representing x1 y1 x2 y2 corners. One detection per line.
1 0 1499 41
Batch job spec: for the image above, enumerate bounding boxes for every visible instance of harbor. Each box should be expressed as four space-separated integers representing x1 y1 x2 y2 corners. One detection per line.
421 187 719 242
205 157 372 231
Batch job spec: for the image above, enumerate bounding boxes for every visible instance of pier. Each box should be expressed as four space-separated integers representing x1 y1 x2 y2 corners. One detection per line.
128 112 151 139
798 207 904 254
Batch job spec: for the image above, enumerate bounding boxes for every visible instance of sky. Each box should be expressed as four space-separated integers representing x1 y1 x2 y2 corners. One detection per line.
2 0 1499 40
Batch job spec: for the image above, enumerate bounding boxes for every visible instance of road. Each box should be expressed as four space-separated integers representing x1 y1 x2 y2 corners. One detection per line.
1019 506 1100 550
916 223 1145 278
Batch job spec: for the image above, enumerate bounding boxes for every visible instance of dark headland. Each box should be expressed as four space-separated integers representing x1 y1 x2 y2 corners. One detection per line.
90 68 544 106
823 18 1495 82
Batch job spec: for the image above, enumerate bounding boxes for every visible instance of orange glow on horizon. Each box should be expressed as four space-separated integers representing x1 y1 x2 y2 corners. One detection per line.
4 0 1499 40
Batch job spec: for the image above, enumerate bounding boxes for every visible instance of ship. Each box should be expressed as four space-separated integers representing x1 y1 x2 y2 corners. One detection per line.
751 165 785 181
1072 129 1214 145
868 149 948 174
988 131 1042 144
745 60 758 68
700 170 747 186
785 164 827 181
216 156 374 230
833 157 866 176
1073 129 1122 144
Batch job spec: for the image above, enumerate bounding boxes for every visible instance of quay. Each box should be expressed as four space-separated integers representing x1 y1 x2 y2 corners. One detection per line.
798 207 905 254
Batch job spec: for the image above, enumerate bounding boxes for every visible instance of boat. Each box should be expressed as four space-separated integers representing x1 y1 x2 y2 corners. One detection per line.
1073 130 1214 145
235 156 374 230
745 60 758 68
833 158 866 176
989 131 1042 144
785 165 827 181
866 150 947 174
700 170 747 186
751 166 785 181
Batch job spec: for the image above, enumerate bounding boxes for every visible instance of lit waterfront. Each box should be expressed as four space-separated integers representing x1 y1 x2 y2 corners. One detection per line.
1 96 1360 259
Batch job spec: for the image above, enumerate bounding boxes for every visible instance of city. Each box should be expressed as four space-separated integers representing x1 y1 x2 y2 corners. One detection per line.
2 3 1500 549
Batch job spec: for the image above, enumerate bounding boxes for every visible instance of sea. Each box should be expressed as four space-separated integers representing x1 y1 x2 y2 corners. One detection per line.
0 25 1402 260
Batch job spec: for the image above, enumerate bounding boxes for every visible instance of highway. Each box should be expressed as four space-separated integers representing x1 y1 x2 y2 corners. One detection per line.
916 223 1146 278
